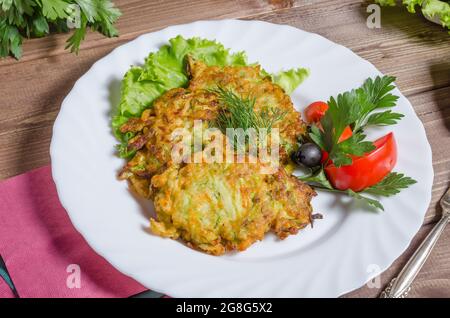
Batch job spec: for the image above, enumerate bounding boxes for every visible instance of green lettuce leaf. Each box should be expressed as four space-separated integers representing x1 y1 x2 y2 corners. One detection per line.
403 0 424 13
138 36 248 83
111 67 164 139
376 0 450 31
422 0 450 29
271 68 310 95
375 0 396 6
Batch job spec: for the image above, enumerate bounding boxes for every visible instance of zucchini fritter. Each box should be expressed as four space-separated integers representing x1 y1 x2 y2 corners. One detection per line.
119 88 219 198
150 157 315 255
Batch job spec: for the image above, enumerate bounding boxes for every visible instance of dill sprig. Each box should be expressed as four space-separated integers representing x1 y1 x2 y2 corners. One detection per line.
210 86 287 134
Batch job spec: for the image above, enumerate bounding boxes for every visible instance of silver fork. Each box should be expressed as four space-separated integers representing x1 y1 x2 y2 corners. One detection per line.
380 187 450 298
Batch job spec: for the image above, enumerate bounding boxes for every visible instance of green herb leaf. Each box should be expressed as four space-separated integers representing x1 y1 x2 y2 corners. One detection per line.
1 0 35 27
365 110 404 126
39 0 68 20
77 0 121 37
299 170 384 211
0 0 121 59
332 132 375 166
65 13 87 53
309 124 326 150
359 75 398 109
318 92 375 167
363 172 417 196
298 168 333 189
323 93 361 147
30 13 50 37
299 169 416 211
347 189 384 211
353 75 400 132
0 18 23 59
75 0 97 22
130 163 146 172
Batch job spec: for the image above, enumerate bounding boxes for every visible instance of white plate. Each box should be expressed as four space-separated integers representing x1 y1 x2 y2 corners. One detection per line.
50 20 433 297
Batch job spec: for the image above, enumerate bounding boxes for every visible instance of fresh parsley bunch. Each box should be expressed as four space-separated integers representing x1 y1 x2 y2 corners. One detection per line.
301 76 417 210
0 0 121 59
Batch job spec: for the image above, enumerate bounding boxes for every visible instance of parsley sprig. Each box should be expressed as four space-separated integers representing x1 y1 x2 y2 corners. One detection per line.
364 172 417 197
302 75 416 211
0 0 121 59
299 169 417 211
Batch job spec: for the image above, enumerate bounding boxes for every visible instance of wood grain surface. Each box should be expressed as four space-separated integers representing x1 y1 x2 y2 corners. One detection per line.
0 0 448 297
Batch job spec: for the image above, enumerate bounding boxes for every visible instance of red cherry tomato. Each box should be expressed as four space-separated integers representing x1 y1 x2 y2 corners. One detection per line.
304 101 329 123
324 132 397 192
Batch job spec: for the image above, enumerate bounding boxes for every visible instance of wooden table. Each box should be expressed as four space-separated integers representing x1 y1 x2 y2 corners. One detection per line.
0 0 448 297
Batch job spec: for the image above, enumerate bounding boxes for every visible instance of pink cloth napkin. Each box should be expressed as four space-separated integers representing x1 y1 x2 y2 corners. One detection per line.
0 165 147 298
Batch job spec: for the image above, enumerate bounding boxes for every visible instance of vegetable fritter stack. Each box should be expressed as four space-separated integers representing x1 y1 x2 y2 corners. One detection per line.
119 57 315 255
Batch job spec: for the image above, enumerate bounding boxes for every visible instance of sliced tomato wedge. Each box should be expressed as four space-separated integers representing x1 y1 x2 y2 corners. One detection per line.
338 126 353 143
324 132 397 191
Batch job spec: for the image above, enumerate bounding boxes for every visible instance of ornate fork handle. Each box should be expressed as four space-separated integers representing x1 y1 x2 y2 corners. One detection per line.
380 214 450 298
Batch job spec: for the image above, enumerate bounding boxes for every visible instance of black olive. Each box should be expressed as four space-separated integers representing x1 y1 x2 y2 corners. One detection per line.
292 143 322 168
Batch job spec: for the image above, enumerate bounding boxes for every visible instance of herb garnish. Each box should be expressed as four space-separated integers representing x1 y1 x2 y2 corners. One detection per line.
301 75 416 210
310 76 403 167
363 172 417 197
211 87 287 135
299 169 417 211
